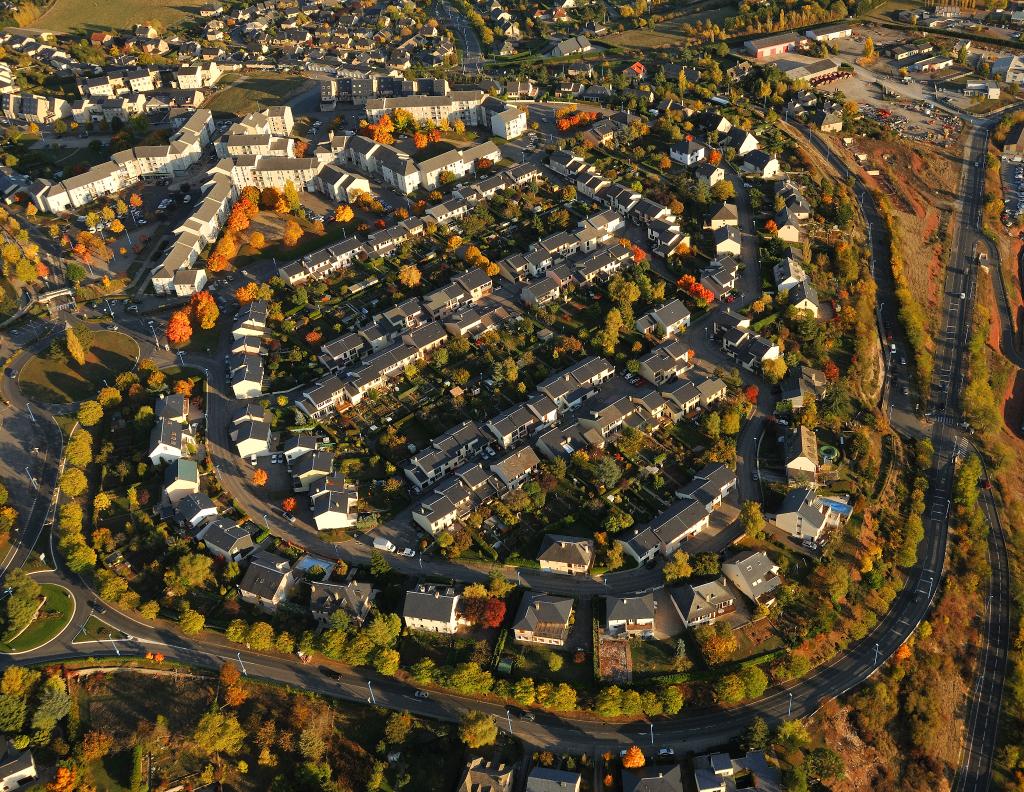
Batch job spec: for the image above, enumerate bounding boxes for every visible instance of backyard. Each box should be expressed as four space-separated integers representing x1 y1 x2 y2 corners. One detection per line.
18 330 138 404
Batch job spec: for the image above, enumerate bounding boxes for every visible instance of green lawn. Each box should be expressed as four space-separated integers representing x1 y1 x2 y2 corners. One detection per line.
0 278 17 321
72 614 127 644
203 73 311 116
34 0 210 32
19 330 138 404
0 584 74 653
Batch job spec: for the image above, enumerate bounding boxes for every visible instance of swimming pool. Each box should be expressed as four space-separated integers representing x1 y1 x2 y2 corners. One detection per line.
820 497 853 516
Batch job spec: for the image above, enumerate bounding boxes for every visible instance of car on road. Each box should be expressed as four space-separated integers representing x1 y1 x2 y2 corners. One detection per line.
319 665 342 680
400 548 416 557
656 748 675 759
3 368 13 378
87 600 107 614
414 690 429 699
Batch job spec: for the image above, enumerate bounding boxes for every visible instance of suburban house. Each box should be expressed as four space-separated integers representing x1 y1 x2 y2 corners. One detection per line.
176 492 218 529
604 592 657 638
512 593 574 646
775 487 844 543
670 139 706 166
779 365 827 409
309 580 376 628
0 740 36 792
622 764 685 792
201 520 254 562
163 458 200 505
742 150 780 179
723 551 782 606
155 392 189 423
148 418 194 465
231 417 272 459
238 551 295 611
622 463 736 563
635 299 690 339
309 475 359 531
527 767 582 792
537 535 594 575
457 758 514 792
784 425 818 482
693 750 782 792
403 584 460 633
671 579 736 628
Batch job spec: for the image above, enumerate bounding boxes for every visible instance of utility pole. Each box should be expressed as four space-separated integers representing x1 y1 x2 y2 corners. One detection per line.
787 692 793 718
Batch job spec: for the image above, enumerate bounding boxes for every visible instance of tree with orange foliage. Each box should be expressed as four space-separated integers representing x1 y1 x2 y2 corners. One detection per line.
895 643 912 662
175 379 194 397
224 683 248 707
311 219 325 234
166 309 192 346
35 261 49 279
659 155 672 170
240 197 260 219
190 291 220 330
207 252 230 273
334 204 354 223
252 468 268 486
631 245 647 264
282 220 303 247
393 207 409 220
214 234 238 259
293 139 309 158
824 360 840 382
477 157 493 171
248 231 265 250
47 767 77 792
260 187 282 209
413 131 428 149
603 774 614 788
129 193 143 208
240 186 260 205
621 745 645 768
763 219 778 233
708 149 722 166
305 329 323 345
228 204 250 233
235 282 259 304
282 497 297 512
428 128 442 143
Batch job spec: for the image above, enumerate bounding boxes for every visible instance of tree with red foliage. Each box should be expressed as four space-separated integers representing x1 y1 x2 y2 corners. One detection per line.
413 131 428 149
477 158 493 171
293 139 309 158
744 385 760 404
480 598 506 628
763 219 778 233
305 329 323 345
428 128 442 143
708 149 722 166
824 360 840 382
282 497 297 512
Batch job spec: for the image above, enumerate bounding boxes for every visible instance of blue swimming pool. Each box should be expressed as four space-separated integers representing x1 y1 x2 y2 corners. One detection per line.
820 498 853 516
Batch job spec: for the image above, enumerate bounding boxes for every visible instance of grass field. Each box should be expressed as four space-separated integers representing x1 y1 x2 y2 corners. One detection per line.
0 584 73 653
34 0 210 33
203 73 311 116
598 29 688 50
19 329 138 404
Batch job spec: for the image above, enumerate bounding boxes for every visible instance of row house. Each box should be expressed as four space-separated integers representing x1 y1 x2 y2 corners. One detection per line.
278 236 366 285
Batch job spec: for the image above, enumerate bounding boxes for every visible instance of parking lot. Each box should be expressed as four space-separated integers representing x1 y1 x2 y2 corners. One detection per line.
1000 159 1024 227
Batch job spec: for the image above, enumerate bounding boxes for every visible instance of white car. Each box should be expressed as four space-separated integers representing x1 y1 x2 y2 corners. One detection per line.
400 548 416 558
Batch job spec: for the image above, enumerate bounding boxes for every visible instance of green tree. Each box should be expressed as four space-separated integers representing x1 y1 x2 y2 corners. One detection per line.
193 710 246 757
76 401 103 428
743 716 771 751
808 747 844 780
384 711 412 744
179 607 205 635
739 501 765 539
30 676 71 738
65 324 86 366
458 711 497 748
662 550 692 582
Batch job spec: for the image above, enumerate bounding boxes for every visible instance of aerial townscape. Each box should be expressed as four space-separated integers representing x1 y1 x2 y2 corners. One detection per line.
0 0 1021 788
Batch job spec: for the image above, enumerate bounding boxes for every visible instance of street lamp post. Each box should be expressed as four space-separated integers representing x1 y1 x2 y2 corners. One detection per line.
263 514 270 531
787 692 793 718
367 680 376 705
26 403 35 423
874 643 880 666
505 709 513 735
109 633 120 657
236 651 247 676
24 468 37 490
649 722 654 746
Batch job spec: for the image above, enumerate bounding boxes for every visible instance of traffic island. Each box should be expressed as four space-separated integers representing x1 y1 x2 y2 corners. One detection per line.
0 583 74 654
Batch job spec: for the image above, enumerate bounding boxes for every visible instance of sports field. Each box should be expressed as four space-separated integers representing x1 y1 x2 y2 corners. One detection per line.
34 0 209 33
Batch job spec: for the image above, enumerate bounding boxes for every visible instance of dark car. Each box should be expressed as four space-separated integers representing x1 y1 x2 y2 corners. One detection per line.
87 599 107 614
319 665 342 680
4 368 14 378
